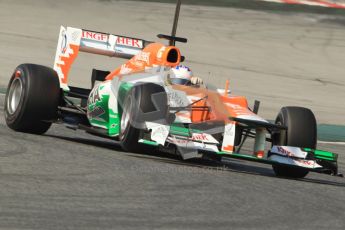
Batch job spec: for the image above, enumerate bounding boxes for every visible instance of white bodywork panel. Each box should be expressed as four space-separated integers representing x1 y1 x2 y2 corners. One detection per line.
167 136 219 154
221 122 236 153
269 145 322 169
269 155 322 169
146 122 170 145
254 128 267 158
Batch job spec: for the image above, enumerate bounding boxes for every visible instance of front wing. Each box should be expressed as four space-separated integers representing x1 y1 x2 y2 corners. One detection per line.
139 121 340 177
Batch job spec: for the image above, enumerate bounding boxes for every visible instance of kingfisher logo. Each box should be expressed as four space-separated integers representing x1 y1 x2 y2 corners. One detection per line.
116 37 143 48
82 31 108 42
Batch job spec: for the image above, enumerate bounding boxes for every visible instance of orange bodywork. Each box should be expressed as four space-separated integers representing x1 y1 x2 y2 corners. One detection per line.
106 43 181 80
56 44 79 84
105 42 254 124
192 94 251 123
223 145 234 152
172 85 253 123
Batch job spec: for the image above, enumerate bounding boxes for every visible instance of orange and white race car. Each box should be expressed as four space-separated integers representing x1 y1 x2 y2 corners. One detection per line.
4 0 341 179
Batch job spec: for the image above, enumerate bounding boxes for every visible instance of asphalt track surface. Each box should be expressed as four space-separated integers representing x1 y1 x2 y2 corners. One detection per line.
0 94 344 230
0 0 345 229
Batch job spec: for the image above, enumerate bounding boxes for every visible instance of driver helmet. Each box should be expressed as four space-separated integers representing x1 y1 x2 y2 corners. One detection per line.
170 65 193 85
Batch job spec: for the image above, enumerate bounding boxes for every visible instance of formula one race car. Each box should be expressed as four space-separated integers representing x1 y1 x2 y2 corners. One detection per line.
4 1 341 178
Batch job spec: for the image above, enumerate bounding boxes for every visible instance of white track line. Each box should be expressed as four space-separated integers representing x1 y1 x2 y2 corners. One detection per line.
318 141 345 145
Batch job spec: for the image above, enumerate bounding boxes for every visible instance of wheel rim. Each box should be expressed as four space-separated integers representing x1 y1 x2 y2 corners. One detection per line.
7 77 23 115
120 97 132 139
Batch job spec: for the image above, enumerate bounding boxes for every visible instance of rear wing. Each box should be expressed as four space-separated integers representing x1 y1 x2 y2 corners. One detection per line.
53 26 151 90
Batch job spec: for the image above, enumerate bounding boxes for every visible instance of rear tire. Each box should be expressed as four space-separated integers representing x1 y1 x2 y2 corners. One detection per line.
272 106 317 178
4 64 60 134
119 83 168 152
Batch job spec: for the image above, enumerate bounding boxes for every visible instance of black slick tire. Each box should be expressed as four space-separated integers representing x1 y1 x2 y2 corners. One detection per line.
272 106 317 178
4 64 60 134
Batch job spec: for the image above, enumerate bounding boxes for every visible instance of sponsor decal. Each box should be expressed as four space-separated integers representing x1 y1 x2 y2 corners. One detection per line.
88 88 101 105
167 90 189 107
119 64 132 75
168 134 217 144
116 37 143 48
146 122 170 145
225 103 268 122
87 106 105 120
71 30 81 42
222 122 236 152
132 61 145 68
169 137 189 145
156 46 166 61
225 103 253 116
152 126 169 139
271 146 308 159
133 51 150 64
192 133 217 143
60 30 67 54
277 146 293 157
168 136 218 152
82 31 108 42
224 123 235 136
295 159 314 166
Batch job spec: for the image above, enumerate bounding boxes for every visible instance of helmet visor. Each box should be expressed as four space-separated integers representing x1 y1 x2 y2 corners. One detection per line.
170 78 191 86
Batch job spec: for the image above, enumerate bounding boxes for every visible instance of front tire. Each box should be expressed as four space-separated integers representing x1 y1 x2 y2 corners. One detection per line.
119 83 168 152
4 64 60 134
272 106 317 178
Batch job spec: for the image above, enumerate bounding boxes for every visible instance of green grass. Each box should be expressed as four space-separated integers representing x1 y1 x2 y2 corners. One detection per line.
318 124 345 142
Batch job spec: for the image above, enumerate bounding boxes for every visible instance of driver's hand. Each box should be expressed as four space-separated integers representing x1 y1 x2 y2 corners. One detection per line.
191 76 203 85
